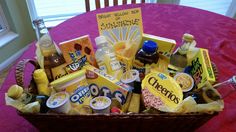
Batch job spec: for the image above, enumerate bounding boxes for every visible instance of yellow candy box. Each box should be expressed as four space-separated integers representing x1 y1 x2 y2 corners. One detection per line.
189 48 216 88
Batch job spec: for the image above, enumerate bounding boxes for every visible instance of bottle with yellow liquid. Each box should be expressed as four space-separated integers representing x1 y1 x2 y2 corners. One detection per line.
95 36 123 79
33 19 67 82
170 33 195 71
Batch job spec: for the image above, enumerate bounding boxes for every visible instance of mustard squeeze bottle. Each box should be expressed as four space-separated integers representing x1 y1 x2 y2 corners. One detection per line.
33 69 51 96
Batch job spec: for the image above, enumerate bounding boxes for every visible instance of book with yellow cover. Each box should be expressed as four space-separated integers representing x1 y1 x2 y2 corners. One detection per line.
189 48 216 88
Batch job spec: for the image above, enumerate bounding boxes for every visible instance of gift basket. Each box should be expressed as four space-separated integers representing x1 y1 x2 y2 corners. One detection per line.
5 8 235 131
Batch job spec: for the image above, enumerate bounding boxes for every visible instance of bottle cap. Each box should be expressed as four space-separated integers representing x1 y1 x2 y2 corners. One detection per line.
7 85 24 99
32 18 44 26
182 33 194 42
33 69 48 81
95 36 107 46
142 40 158 54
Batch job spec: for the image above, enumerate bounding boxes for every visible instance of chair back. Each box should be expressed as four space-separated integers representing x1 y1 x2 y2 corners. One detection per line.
85 0 146 12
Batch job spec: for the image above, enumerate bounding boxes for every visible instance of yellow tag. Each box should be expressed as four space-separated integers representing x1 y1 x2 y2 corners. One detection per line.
51 64 69 80
142 72 183 112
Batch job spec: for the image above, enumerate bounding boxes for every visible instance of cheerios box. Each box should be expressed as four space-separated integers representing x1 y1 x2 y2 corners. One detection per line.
189 48 216 88
83 65 133 106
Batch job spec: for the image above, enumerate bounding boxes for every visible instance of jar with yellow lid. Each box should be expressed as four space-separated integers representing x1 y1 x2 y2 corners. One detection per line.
170 33 195 71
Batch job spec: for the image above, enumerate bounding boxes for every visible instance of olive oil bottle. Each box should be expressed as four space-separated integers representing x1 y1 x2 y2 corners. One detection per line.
33 19 67 82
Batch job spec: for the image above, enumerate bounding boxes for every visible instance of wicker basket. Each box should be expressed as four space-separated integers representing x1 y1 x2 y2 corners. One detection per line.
18 112 217 131
15 59 220 131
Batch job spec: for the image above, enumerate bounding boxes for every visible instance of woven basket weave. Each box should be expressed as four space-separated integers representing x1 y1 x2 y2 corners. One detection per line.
18 112 217 132
15 59 220 131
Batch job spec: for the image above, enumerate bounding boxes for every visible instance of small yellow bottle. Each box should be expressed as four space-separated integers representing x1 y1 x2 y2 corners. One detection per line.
33 69 51 96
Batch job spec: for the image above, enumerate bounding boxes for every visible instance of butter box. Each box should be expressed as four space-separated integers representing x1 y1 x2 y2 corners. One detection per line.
141 33 176 57
189 48 216 88
83 65 133 105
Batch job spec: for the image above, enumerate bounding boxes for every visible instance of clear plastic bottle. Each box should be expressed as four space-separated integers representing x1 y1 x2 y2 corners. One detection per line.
33 19 66 82
95 36 123 79
170 33 194 70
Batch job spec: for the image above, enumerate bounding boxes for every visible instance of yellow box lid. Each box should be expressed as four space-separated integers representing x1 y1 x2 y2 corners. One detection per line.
50 69 85 87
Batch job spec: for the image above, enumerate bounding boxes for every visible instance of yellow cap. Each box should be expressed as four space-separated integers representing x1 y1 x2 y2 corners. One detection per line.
142 72 183 112
182 33 194 42
33 69 48 80
7 85 24 99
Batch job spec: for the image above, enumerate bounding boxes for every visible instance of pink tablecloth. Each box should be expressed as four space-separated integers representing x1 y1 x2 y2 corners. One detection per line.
1 3 236 132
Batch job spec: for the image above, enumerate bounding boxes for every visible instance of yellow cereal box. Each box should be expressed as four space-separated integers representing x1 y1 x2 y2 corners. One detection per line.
83 65 133 106
59 35 97 71
189 48 216 88
142 72 183 112
141 33 176 57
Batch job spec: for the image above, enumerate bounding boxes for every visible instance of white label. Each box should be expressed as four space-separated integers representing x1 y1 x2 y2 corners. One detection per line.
110 60 121 71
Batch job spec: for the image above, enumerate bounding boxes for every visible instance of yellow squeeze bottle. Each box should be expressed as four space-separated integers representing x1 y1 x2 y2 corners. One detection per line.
33 69 51 96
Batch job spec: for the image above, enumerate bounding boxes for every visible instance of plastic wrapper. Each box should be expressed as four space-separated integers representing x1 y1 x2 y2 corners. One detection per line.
175 96 224 113
5 93 40 113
